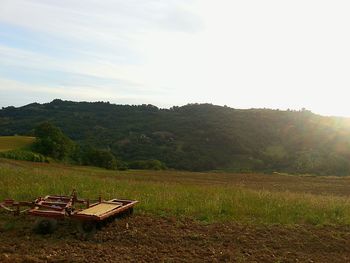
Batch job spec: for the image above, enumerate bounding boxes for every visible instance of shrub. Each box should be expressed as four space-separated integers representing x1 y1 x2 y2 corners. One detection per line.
128 159 166 170
116 160 128 171
0 150 49 163
82 148 117 170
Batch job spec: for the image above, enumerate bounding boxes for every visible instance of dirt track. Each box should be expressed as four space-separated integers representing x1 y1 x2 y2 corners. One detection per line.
1 214 350 263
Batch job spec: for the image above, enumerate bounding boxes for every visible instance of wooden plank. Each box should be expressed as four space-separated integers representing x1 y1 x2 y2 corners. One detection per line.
77 203 122 216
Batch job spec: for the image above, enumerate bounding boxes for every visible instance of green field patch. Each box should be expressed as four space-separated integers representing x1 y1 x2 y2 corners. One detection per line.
0 136 35 152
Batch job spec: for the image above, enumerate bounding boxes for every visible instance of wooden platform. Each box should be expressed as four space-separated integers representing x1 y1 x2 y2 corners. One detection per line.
77 202 122 216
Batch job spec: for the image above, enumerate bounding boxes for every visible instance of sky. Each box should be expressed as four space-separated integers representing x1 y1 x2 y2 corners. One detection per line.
0 0 350 117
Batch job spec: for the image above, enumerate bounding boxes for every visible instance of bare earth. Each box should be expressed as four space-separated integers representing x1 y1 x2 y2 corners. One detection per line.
1 214 350 263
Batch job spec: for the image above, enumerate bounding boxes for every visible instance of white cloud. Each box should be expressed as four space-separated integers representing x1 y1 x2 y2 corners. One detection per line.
0 0 350 116
0 77 169 107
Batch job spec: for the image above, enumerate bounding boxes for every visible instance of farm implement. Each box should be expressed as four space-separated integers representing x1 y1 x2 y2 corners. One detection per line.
0 190 138 236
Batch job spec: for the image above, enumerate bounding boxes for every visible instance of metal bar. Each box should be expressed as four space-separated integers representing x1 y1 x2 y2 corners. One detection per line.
28 209 65 219
41 201 69 206
45 196 71 201
33 204 66 211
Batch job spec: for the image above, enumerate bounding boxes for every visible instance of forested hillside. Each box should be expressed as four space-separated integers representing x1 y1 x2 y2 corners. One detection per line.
1 99 350 175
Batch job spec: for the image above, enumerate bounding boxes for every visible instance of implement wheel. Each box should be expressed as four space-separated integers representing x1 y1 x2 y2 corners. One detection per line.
77 220 97 238
33 218 57 234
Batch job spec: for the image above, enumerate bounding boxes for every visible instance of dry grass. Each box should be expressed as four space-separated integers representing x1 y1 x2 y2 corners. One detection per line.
0 136 35 152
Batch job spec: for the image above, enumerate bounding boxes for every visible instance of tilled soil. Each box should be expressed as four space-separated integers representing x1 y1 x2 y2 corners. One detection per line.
0 215 350 263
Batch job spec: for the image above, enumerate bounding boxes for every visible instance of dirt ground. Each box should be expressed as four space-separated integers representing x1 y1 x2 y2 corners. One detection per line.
1 214 350 263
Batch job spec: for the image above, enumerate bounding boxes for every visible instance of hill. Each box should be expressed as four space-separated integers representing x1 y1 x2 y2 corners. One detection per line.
0 136 35 152
1 99 350 175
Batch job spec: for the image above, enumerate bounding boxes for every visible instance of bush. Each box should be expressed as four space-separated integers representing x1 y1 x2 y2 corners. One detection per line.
128 159 166 170
116 160 128 171
0 150 49 163
82 148 117 170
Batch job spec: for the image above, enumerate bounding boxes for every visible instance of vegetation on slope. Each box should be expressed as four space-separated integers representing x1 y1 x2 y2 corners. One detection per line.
0 136 35 152
0 135 49 163
1 99 350 175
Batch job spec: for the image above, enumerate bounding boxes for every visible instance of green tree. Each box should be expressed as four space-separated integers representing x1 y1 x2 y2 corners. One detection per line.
82 147 117 170
32 122 74 160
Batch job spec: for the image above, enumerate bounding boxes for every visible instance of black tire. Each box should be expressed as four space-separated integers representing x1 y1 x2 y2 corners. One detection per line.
33 218 58 234
77 221 97 238
97 220 108 230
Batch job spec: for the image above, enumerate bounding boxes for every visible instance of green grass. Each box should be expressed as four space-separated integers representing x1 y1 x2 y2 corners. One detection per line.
1 159 350 225
0 136 35 152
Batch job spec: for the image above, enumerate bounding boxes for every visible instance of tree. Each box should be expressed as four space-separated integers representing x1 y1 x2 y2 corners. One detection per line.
82 147 117 170
32 122 74 160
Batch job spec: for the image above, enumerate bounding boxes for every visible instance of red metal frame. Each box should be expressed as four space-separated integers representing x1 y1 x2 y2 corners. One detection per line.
0 190 138 222
0 199 33 215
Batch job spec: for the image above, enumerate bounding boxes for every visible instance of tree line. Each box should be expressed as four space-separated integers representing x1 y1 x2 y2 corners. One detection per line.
1 99 350 175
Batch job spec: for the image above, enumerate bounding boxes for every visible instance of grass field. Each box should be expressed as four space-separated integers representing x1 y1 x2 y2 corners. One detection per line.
1 158 350 225
0 136 35 152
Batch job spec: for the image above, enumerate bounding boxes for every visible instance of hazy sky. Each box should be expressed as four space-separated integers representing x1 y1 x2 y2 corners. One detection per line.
0 1 350 116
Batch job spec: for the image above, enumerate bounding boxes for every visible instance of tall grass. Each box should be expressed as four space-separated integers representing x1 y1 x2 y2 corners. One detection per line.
1 161 350 225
